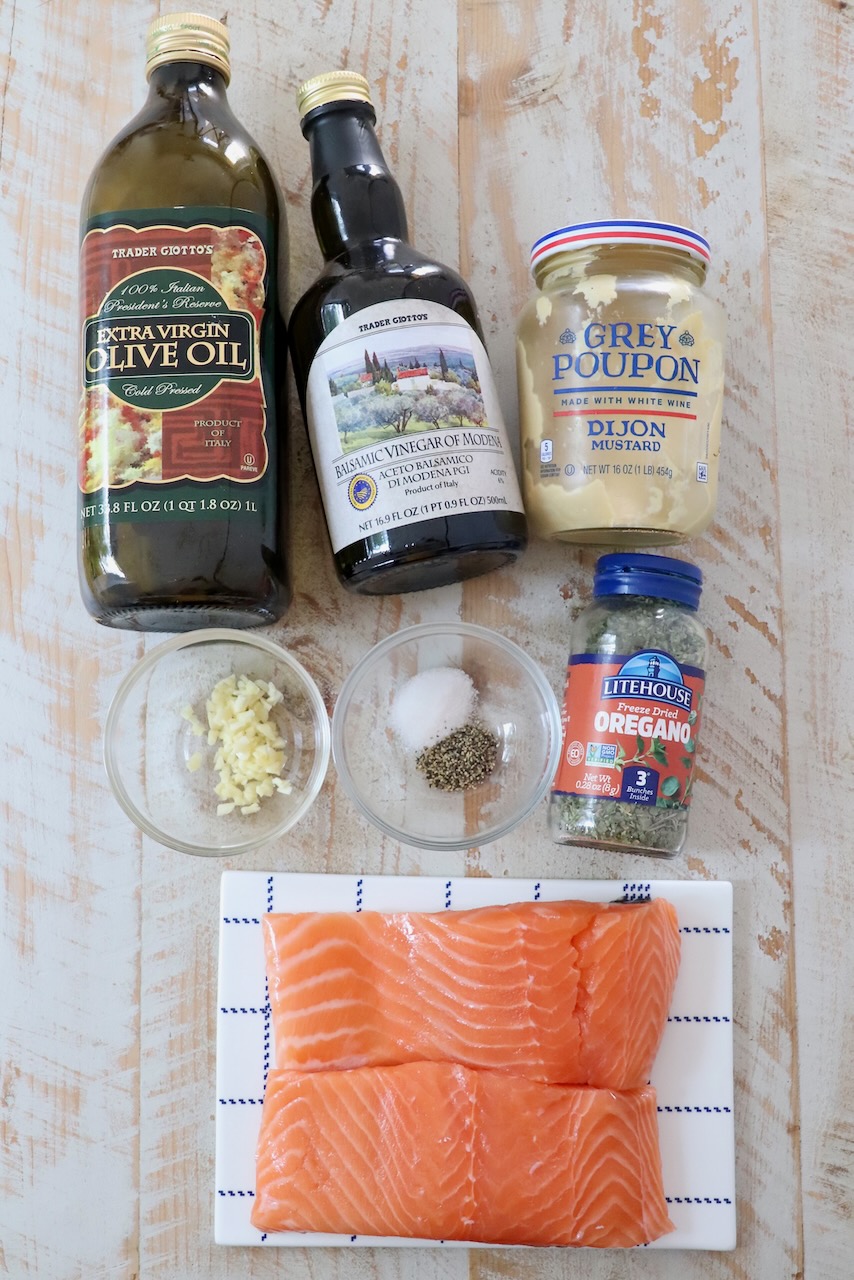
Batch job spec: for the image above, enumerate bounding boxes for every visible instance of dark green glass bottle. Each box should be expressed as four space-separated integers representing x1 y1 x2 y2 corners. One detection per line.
78 13 289 631
289 71 527 595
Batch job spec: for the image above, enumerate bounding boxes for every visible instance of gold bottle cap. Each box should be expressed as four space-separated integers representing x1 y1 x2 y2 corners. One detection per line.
296 71 373 119
146 12 231 84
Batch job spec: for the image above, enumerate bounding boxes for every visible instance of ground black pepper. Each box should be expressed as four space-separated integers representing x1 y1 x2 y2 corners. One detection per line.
416 724 498 792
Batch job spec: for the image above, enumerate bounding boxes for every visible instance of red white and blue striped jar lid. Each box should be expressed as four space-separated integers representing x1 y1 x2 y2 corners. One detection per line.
530 219 711 276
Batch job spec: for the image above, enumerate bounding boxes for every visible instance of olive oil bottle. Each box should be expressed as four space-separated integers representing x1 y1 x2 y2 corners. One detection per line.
78 13 289 630
289 72 527 595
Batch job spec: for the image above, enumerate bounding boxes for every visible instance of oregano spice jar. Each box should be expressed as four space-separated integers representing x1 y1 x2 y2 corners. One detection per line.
550 553 708 857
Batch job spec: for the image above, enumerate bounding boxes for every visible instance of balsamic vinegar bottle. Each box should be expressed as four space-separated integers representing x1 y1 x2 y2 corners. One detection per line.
78 13 290 630
289 72 527 595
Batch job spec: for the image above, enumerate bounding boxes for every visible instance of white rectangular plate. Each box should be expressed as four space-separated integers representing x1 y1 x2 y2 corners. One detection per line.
215 873 735 1250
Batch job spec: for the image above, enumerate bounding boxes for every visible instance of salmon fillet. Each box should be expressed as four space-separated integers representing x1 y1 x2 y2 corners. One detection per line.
251 1062 674 1247
262 898 680 1087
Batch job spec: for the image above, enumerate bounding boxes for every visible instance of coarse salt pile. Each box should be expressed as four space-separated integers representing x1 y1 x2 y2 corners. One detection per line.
389 667 477 753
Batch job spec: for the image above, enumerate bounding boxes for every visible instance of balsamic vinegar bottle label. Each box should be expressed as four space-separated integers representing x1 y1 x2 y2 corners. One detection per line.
78 207 277 530
304 300 525 554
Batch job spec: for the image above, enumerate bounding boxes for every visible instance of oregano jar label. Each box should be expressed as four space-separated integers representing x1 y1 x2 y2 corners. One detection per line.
552 650 704 808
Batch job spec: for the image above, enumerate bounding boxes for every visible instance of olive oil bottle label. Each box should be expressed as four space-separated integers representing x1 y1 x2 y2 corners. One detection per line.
304 300 525 553
78 208 277 528
553 649 704 809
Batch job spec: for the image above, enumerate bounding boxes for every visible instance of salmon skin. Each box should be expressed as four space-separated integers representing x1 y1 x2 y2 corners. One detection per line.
251 1062 674 1247
262 897 680 1088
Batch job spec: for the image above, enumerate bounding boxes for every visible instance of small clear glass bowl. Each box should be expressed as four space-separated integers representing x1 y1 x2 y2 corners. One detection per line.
104 629 330 856
332 622 562 851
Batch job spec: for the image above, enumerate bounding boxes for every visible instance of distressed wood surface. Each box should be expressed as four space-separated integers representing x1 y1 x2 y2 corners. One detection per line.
761 1 854 1276
0 0 850 1277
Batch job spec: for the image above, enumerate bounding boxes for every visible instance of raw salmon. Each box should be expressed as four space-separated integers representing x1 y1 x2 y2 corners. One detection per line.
251 1062 674 1247
262 898 680 1087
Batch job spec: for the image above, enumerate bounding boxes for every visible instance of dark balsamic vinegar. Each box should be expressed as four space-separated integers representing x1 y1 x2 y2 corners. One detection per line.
289 75 526 595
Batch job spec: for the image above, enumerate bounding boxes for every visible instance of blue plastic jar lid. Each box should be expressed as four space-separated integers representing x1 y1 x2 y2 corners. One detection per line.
593 552 703 610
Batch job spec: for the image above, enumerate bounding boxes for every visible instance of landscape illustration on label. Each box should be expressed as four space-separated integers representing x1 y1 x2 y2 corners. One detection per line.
326 341 489 454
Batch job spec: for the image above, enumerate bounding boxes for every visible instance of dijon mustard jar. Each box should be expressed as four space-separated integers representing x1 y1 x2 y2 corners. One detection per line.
516 220 725 545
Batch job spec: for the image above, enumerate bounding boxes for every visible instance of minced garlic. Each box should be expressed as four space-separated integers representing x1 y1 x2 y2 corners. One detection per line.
182 674 293 816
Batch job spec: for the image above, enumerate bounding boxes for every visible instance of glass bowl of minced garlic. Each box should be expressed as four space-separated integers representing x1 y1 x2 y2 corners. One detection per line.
104 630 330 856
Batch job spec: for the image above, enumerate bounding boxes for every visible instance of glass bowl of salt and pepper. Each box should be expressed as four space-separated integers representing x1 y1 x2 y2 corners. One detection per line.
331 622 562 851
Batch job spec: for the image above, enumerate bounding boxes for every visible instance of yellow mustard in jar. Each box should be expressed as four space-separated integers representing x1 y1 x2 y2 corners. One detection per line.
516 220 725 545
